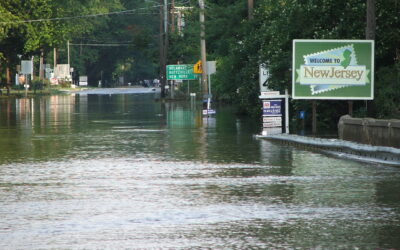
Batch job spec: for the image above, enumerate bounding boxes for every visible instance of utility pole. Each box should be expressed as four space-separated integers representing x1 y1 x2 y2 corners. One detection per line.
39 49 44 80
164 0 168 35
159 0 168 97
67 40 70 66
248 0 254 20
365 0 375 115
199 0 208 102
349 0 375 116
67 40 71 81
366 0 376 40
171 0 175 33
312 101 317 135
53 47 57 70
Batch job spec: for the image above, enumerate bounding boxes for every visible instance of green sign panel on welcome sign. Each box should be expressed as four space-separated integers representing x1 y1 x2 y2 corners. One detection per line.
292 40 374 100
166 64 198 80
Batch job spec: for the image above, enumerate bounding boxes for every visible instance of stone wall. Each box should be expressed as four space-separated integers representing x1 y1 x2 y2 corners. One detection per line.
338 115 400 148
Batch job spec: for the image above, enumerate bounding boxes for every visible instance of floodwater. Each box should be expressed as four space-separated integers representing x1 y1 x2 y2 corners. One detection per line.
0 92 399 249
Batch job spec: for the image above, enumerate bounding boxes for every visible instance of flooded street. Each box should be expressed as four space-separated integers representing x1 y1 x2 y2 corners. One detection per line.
0 93 400 249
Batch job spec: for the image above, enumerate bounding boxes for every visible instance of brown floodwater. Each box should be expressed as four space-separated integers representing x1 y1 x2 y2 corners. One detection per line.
0 93 399 249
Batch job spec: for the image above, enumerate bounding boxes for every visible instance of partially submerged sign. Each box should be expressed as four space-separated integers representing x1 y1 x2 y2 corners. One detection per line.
262 100 282 128
262 100 282 117
292 40 374 100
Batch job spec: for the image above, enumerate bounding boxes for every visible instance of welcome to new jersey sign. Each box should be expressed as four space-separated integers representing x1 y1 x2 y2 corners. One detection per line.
292 40 374 100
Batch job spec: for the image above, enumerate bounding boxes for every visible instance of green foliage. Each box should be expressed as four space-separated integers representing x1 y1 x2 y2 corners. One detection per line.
0 0 158 86
189 0 398 125
168 0 399 124
0 0 399 126
374 63 400 118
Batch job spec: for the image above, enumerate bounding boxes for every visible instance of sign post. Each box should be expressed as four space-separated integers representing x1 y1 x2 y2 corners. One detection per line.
205 61 216 112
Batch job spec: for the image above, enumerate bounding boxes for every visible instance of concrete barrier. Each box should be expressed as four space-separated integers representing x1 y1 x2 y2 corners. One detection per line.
338 115 400 149
256 133 400 166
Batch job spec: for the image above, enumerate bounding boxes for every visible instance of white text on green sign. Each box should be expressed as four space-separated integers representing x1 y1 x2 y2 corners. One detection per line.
166 65 197 80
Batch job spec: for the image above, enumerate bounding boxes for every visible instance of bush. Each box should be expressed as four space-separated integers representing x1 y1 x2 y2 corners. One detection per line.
58 80 71 88
374 63 400 118
31 78 44 91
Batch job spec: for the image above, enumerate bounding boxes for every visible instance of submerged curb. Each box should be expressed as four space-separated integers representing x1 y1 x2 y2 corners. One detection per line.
256 134 400 166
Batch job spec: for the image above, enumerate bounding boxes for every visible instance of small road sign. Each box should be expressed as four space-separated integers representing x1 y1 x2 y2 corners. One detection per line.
194 60 202 74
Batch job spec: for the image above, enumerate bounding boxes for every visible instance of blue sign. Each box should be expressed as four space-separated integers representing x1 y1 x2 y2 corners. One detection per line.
203 109 216 115
299 110 305 119
262 100 282 116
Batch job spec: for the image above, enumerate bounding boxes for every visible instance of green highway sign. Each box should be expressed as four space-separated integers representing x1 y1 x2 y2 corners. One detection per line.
292 40 374 100
166 64 198 80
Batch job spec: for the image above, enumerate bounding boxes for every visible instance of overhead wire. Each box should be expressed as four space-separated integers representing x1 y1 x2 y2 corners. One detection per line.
69 43 132 47
0 0 193 47
0 1 192 25
0 2 176 25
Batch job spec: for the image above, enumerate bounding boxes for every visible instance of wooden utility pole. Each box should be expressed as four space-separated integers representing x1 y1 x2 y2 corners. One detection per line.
348 0 375 115
366 0 376 40
171 0 175 33
199 0 208 99
348 100 353 116
39 50 44 80
6 62 11 95
53 47 57 78
365 0 375 115
53 48 57 68
312 101 317 135
159 0 163 93
67 40 70 67
248 0 254 20
159 0 168 97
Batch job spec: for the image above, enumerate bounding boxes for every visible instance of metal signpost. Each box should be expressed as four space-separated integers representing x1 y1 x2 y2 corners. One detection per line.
204 61 216 114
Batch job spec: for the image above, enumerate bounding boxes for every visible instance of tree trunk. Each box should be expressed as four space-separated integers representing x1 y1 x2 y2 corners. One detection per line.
248 0 254 20
6 61 11 96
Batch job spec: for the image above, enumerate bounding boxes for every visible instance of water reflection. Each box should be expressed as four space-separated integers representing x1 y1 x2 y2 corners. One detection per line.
0 94 399 249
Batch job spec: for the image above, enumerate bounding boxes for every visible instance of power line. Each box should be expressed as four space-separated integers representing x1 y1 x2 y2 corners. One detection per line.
0 4 167 25
69 43 132 47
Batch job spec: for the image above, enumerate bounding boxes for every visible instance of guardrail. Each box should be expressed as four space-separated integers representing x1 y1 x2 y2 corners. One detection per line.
338 115 400 149
256 134 400 166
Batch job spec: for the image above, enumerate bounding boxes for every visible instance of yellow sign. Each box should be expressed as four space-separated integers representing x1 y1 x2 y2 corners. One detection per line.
194 60 202 74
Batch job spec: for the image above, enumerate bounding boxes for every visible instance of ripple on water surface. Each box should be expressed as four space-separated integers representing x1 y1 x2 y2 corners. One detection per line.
1 157 400 248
